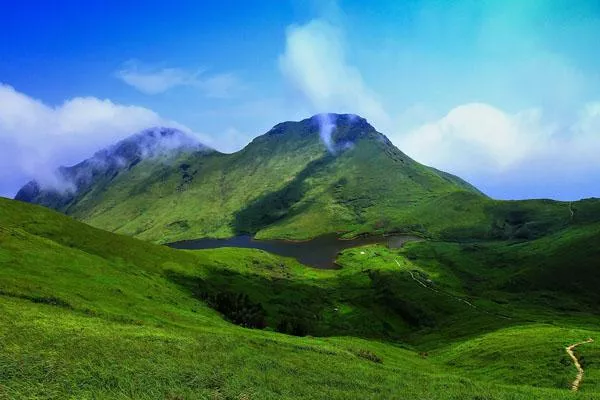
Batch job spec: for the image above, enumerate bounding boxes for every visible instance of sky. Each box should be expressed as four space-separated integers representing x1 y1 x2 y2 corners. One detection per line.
1 0 599 200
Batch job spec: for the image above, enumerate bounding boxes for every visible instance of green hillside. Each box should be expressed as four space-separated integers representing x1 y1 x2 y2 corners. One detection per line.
1 197 600 398
15 114 490 243
17 114 600 245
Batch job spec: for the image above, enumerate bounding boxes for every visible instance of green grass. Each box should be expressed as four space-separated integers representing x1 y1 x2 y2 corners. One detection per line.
2 197 600 398
432 324 599 389
4 296 591 400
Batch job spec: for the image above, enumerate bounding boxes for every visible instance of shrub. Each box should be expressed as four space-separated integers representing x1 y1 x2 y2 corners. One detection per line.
202 291 267 329
354 349 382 364
276 318 310 336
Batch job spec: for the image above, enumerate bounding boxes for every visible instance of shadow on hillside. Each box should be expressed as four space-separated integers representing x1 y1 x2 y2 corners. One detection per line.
165 267 332 336
164 261 511 342
166 265 430 339
232 155 335 234
403 239 600 317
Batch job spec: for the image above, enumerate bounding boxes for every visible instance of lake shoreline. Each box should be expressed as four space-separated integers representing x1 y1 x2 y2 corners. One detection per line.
167 233 421 269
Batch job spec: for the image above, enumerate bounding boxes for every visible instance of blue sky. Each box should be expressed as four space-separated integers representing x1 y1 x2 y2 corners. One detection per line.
1 0 600 200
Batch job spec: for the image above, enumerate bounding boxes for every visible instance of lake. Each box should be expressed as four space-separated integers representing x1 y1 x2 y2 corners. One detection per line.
168 233 419 269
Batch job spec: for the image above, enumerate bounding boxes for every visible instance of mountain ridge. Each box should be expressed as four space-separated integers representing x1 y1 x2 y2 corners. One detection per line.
13 113 598 243
15 127 209 210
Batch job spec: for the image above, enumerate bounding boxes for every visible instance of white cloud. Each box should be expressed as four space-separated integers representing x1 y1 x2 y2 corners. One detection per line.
279 19 390 130
116 60 240 98
395 102 600 199
116 64 196 95
397 103 550 173
0 83 210 197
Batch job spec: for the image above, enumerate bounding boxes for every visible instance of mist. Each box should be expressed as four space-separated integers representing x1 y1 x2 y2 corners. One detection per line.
0 84 208 198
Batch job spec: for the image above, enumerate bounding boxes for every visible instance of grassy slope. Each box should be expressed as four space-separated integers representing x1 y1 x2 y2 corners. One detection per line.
1 197 600 398
5 297 590 400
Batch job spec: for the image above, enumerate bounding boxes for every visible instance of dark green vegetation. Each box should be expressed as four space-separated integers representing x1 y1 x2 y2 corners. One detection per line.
2 197 600 399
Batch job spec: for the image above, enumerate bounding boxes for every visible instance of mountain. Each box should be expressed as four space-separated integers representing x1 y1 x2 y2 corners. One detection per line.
14 114 600 243
1 196 599 398
15 127 209 211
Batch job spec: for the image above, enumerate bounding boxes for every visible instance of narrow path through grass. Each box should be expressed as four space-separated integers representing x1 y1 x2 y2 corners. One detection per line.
394 258 511 320
566 338 594 391
569 202 575 221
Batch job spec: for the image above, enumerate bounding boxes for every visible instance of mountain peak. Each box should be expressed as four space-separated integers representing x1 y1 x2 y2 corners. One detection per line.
309 113 371 128
15 126 210 205
310 113 380 152
15 113 487 244
99 127 207 161
266 113 374 134
260 113 385 154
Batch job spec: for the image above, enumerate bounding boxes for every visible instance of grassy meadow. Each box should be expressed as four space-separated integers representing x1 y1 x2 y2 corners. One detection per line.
1 197 600 399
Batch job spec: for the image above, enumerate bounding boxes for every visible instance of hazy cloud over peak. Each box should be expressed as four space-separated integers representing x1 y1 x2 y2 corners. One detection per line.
279 19 390 131
0 83 209 198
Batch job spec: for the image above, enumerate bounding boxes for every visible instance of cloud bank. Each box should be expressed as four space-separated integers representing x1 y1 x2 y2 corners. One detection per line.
116 60 239 98
0 83 207 197
398 103 548 173
395 102 600 199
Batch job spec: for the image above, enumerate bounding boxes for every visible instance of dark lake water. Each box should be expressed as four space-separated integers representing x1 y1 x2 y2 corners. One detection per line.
168 234 419 269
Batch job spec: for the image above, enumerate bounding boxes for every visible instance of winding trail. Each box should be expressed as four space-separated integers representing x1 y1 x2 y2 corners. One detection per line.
569 202 575 221
394 259 510 320
406 269 429 289
566 338 594 392
394 258 595 391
